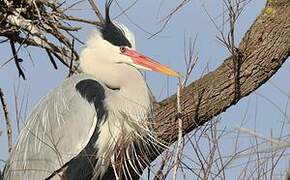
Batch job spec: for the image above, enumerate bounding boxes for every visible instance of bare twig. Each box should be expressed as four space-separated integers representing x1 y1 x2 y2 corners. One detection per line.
88 0 105 24
171 31 200 179
68 39 75 77
62 15 102 26
46 49 58 70
154 155 166 180
10 40 26 80
114 0 155 37
172 79 184 180
183 34 199 87
0 88 13 154
149 0 190 38
171 32 199 179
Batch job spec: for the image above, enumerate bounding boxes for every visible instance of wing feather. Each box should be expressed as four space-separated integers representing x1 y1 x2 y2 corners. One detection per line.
4 74 106 180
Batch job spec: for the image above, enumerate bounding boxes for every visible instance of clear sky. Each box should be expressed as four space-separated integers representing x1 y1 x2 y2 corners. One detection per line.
1 0 289 179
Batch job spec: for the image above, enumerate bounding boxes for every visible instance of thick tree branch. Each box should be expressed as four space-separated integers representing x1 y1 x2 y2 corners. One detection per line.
150 0 290 163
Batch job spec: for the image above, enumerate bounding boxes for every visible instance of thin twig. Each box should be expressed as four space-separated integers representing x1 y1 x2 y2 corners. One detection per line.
62 15 102 26
183 34 199 86
10 40 26 80
0 88 13 154
68 39 75 77
114 0 155 37
172 78 184 180
150 0 190 38
46 49 58 69
88 0 105 24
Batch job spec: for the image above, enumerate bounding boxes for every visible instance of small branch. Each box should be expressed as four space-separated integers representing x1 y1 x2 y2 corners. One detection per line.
88 0 105 24
172 78 184 180
183 34 199 86
10 40 26 80
150 0 190 38
172 33 198 178
0 88 13 154
46 49 58 69
153 156 166 179
5 10 79 70
62 15 102 26
236 127 287 146
68 39 75 77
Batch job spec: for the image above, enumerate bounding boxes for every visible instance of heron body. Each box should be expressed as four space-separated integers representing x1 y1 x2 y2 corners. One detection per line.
3 1 179 179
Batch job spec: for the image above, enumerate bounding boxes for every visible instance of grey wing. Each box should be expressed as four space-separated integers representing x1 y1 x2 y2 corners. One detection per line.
4 74 106 180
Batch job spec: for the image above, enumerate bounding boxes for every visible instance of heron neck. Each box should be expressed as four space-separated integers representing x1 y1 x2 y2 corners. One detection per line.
82 62 152 116
113 64 151 109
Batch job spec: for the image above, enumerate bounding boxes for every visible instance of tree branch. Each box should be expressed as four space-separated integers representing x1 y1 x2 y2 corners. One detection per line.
150 0 290 165
0 88 13 154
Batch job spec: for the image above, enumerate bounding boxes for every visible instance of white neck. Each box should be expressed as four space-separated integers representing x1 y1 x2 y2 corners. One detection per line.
83 61 151 113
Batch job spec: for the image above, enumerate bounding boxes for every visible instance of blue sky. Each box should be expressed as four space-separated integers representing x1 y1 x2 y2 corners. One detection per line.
1 0 290 179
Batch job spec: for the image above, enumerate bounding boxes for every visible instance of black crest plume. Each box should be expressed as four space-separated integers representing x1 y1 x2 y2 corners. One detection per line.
101 0 132 48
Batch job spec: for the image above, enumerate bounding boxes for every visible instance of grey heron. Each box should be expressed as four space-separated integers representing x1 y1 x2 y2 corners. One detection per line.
3 1 179 179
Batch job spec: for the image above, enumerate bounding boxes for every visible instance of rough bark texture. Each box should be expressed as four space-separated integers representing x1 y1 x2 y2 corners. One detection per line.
147 0 290 171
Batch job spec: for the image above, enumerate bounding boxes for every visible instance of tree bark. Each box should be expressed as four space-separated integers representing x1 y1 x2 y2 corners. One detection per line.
147 0 290 173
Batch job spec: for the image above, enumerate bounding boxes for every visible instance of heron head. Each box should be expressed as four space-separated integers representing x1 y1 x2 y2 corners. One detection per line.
103 0 180 77
81 0 180 77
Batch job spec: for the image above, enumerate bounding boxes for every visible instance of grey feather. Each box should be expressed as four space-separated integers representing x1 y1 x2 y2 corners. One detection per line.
4 74 107 180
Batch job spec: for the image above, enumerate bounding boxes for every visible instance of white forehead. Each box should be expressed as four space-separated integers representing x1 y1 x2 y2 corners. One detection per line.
113 21 136 49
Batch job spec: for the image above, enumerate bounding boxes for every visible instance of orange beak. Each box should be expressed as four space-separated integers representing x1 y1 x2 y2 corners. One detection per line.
121 48 180 77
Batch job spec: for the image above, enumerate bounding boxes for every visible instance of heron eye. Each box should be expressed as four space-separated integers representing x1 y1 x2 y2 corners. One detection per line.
120 46 126 53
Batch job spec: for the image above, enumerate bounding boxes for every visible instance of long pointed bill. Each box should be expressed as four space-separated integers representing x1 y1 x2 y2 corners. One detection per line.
122 48 180 77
